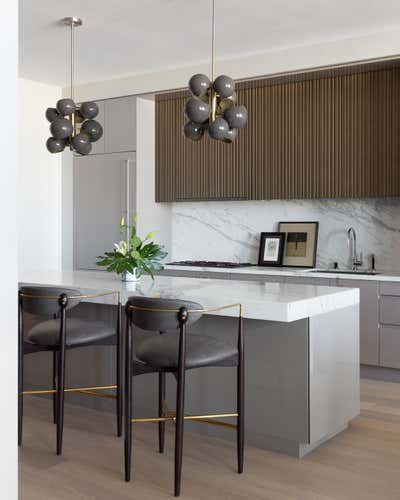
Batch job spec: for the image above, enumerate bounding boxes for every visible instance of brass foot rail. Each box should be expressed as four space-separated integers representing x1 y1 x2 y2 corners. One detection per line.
132 412 238 430
22 385 117 400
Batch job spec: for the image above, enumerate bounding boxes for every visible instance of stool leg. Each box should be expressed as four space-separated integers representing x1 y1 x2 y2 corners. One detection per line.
18 302 24 447
158 372 166 453
52 351 58 424
174 321 187 497
237 314 244 474
56 307 67 456
116 302 123 437
124 315 133 481
18 348 24 446
18 355 23 446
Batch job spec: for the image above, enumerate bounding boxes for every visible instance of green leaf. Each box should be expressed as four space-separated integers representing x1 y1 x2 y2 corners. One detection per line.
130 235 141 249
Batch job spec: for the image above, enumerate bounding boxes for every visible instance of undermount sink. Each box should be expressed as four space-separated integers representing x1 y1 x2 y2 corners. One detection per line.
310 269 380 276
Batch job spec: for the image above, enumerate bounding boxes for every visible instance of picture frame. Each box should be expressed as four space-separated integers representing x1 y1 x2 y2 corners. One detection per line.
278 221 319 268
258 232 286 267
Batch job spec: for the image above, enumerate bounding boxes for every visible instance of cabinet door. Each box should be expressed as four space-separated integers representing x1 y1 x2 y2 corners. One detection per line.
105 96 136 153
380 326 400 369
155 94 248 202
338 279 379 366
74 152 135 270
88 100 105 155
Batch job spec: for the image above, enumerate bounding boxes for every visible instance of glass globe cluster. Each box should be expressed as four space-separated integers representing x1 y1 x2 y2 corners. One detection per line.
46 98 103 155
184 73 248 143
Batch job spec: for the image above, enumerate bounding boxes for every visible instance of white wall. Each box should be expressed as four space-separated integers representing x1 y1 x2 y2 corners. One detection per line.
73 28 400 101
18 78 63 272
136 97 171 256
0 2 18 498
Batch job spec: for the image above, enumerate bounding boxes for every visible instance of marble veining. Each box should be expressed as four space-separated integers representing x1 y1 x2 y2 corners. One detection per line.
19 270 359 323
171 198 400 271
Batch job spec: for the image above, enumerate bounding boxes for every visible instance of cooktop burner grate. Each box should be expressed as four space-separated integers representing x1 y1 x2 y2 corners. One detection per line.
167 261 253 269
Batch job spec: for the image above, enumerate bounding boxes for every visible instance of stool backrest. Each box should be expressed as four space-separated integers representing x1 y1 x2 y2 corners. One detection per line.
126 296 203 331
19 286 83 316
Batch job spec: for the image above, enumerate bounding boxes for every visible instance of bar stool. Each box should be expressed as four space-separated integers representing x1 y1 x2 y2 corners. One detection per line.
18 286 122 455
124 296 244 497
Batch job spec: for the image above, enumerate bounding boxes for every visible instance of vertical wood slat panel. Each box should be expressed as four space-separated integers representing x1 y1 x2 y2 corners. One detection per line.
155 68 400 202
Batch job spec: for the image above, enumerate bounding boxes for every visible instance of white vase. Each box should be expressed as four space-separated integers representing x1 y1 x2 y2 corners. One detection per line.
121 269 141 282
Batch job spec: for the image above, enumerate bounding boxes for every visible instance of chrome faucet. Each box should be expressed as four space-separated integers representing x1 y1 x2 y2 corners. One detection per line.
347 227 363 270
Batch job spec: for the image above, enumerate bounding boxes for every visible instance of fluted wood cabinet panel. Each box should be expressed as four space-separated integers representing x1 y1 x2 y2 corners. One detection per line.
156 68 400 202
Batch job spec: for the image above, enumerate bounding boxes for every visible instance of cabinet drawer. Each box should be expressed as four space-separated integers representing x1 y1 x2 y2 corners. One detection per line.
380 282 400 296
232 274 286 283
285 277 336 286
380 296 400 325
380 326 400 368
159 269 229 280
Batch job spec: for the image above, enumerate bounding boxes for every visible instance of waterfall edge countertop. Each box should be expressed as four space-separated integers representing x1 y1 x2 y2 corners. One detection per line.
19 270 359 323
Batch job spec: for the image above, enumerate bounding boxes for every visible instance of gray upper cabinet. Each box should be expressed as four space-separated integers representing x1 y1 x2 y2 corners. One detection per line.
104 96 136 153
74 152 135 270
338 279 379 366
88 100 105 155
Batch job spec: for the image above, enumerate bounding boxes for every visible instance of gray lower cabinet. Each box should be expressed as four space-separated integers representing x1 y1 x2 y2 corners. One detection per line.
159 269 230 280
338 279 379 366
105 96 136 153
232 273 286 283
284 276 335 286
379 282 400 368
380 326 400 369
74 152 135 270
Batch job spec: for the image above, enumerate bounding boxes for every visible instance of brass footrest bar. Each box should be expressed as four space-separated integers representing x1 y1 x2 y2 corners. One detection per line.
74 390 117 400
22 385 117 397
132 413 238 430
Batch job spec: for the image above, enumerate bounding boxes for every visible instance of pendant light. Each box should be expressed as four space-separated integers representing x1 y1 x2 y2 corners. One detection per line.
46 17 103 155
184 0 248 143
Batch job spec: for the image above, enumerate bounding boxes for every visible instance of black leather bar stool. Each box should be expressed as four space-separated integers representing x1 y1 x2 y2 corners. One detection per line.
18 286 122 455
124 296 244 497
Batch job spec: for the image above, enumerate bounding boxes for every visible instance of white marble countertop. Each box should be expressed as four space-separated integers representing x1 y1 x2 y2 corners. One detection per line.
164 264 400 282
19 270 359 323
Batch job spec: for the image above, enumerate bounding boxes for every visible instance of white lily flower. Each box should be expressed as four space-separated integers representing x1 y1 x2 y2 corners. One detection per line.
114 240 127 256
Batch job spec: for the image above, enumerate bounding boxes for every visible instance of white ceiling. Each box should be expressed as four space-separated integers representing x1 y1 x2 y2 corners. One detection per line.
20 0 400 87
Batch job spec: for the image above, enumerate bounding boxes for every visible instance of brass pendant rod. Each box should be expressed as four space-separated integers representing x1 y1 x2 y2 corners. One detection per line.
211 0 216 83
70 22 74 101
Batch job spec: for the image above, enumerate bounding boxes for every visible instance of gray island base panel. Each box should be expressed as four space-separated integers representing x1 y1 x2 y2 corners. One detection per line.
20 271 360 458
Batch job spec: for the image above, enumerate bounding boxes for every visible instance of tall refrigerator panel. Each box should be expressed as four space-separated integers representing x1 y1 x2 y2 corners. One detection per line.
73 152 136 270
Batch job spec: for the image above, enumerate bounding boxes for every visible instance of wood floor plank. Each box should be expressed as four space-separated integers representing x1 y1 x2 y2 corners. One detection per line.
19 380 400 499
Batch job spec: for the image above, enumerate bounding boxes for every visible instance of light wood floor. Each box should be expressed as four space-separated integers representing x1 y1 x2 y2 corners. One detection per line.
19 379 400 500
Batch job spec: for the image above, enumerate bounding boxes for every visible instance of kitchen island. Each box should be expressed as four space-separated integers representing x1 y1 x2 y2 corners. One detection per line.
20 270 359 458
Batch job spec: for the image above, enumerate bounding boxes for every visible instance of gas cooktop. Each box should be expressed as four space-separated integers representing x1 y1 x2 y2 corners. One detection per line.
167 261 253 269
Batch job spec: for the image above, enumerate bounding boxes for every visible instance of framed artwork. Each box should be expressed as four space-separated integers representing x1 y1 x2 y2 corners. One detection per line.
258 232 285 267
278 221 319 268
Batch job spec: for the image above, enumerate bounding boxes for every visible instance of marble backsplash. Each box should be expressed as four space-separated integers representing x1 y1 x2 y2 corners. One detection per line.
170 198 400 271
